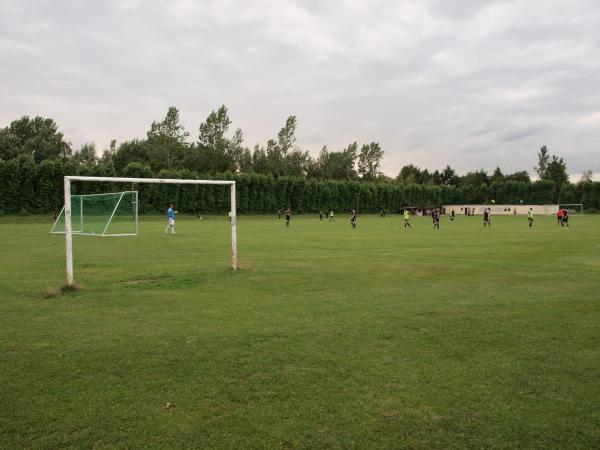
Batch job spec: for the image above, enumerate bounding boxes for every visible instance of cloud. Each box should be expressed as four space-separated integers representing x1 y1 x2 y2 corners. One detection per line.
0 0 599 175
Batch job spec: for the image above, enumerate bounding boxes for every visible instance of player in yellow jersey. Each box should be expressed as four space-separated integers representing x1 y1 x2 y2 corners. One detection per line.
403 209 412 228
527 208 534 228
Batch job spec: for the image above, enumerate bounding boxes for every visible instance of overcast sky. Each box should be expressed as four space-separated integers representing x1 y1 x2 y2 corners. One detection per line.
1 0 599 178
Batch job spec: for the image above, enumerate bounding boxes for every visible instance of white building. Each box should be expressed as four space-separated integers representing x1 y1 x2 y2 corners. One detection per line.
442 204 559 216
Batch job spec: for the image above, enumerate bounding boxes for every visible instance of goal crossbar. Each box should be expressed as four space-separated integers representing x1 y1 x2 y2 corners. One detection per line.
62 176 237 287
66 176 235 185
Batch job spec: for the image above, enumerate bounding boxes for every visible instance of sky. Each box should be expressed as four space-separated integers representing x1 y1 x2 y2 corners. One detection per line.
1 0 599 179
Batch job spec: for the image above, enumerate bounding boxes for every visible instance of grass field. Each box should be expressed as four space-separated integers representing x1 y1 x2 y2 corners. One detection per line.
1 213 599 449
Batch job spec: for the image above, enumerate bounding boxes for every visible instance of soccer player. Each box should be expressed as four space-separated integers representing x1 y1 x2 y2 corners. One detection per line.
403 209 412 228
329 210 335 222
450 209 455 222
562 208 569 228
319 210 324 222
164 203 176 234
350 209 357 228
277 208 282 220
483 208 491 227
527 208 534 228
556 207 563 226
433 208 440 230
285 207 291 226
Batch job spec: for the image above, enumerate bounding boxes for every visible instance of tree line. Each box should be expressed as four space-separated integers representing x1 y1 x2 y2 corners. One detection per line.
1 107 598 214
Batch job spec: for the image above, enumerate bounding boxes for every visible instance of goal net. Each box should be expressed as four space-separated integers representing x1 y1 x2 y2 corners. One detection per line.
51 191 138 236
559 203 584 216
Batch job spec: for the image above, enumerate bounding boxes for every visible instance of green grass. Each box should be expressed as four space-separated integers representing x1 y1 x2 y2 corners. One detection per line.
0 213 599 449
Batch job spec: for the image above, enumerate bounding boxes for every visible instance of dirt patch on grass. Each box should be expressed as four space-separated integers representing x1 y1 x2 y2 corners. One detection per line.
41 283 81 299
118 275 173 286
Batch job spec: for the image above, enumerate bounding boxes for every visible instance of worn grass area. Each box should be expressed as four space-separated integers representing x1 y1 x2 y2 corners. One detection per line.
0 214 599 449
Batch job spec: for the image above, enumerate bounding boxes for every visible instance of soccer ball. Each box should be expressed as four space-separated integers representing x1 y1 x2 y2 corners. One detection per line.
491 199 496 204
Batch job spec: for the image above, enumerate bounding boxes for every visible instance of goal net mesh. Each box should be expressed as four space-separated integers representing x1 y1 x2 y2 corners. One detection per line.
559 203 584 216
51 191 138 236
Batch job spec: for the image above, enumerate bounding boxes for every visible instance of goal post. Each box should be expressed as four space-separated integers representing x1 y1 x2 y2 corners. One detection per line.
60 176 237 287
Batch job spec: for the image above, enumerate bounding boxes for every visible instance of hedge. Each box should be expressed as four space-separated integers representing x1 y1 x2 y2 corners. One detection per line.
1 156 598 215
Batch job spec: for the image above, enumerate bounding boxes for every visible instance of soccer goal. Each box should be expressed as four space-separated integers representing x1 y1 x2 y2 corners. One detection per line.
56 176 237 287
559 203 584 216
51 191 138 236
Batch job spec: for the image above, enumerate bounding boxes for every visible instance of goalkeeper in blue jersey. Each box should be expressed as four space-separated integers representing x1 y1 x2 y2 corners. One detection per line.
164 203 177 234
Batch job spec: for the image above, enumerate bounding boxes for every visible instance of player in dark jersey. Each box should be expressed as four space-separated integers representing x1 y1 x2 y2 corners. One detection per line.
562 208 569 228
450 209 455 222
483 208 491 227
350 209 357 228
433 208 440 229
285 208 291 226
319 210 323 221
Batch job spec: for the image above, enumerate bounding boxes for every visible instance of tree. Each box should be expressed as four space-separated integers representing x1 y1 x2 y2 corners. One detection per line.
113 139 150 174
252 144 268 174
341 142 358 181
546 155 569 201
416 169 432 184
534 145 550 179
0 116 71 162
73 142 98 167
505 171 531 183
358 142 384 181
228 128 245 170
263 116 310 177
99 139 117 164
265 138 282 176
440 165 459 186
579 170 593 184
490 167 505 183
277 116 297 155
147 106 190 171
532 145 568 200
149 106 189 145
284 147 311 177
278 116 310 176
460 170 488 187
197 105 243 173
396 164 420 184
239 148 253 173
313 142 358 181
199 105 231 149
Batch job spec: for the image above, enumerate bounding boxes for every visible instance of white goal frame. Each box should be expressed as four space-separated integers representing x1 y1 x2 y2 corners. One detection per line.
61 176 237 287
